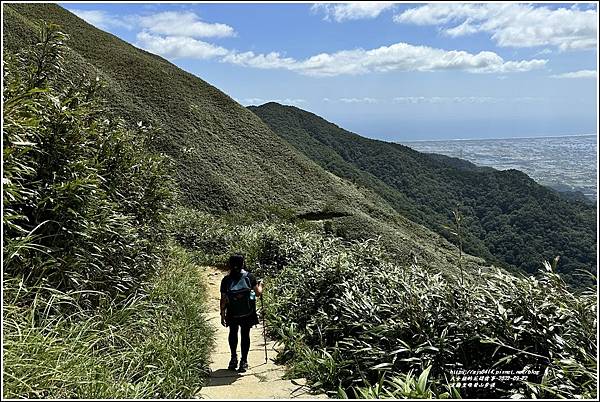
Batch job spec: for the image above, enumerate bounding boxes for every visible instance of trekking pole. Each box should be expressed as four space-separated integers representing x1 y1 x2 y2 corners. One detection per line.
260 293 268 363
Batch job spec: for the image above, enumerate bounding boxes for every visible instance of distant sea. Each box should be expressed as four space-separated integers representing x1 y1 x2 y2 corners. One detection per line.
400 134 598 201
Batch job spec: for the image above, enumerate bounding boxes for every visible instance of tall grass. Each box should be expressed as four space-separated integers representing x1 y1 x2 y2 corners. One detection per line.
3 246 215 398
3 23 173 299
3 24 213 398
169 208 597 399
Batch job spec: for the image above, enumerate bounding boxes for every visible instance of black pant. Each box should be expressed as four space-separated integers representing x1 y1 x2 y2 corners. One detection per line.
228 322 251 361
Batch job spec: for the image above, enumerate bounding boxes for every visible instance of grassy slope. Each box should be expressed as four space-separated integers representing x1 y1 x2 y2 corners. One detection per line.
2 3 376 215
249 102 597 285
2 3 488 272
3 246 214 398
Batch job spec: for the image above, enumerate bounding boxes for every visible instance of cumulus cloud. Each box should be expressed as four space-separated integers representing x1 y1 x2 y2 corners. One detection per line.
107 7 546 77
222 51 297 69
69 9 133 30
311 2 395 22
223 42 546 76
138 11 236 38
69 9 235 39
550 70 597 79
394 3 597 51
135 31 229 59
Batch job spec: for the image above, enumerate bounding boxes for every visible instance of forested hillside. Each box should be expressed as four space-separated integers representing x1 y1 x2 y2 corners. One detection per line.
2 3 597 400
3 3 496 274
250 103 597 288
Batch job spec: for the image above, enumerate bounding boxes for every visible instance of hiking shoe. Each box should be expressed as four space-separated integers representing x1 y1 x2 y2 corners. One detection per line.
227 356 238 370
238 360 248 373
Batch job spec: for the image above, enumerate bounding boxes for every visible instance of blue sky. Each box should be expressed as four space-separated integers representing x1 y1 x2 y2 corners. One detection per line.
62 2 598 141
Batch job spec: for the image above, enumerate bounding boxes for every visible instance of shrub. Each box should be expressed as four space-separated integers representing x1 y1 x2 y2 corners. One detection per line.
263 240 597 398
168 207 325 277
3 22 173 301
3 23 213 399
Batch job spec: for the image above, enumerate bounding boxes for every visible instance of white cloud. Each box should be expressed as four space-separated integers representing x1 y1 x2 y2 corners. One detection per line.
73 9 235 60
394 3 597 51
550 70 597 79
222 51 296 69
125 8 544 78
393 96 497 104
135 31 229 60
69 9 235 39
69 9 132 30
138 11 236 38
241 98 266 105
392 96 545 104
223 42 546 76
311 2 395 22
534 48 553 56
318 96 547 105
282 98 307 105
444 19 481 37
340 97 378 103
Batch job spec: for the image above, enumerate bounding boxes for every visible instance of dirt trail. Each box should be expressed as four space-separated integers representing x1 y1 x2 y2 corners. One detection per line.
198 266 327 399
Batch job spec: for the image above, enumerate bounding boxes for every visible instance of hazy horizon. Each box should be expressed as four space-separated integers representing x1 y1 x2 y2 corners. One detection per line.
399 133 597 142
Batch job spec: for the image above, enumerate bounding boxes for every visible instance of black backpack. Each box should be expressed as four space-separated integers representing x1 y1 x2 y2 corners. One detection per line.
226 271 254 318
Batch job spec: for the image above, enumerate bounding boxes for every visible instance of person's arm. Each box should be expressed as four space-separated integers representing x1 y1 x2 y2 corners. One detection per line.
220 277 228 326
220 292 228 326
254 280 263 297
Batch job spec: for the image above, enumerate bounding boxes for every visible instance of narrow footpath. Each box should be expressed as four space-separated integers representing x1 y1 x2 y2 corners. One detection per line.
198 266 327 399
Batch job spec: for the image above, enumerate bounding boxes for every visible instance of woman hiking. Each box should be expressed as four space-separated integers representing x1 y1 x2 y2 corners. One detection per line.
220 254 263 372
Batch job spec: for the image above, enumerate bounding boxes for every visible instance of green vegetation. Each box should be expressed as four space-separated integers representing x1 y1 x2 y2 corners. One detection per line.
3 247 214 398
266 249 596 399
250 103 597 288
3 4 596 400
2 2 390 216
171 208 597 399
344 366 461 399
3 25 172 298
3 24 213 398
3 3 490 280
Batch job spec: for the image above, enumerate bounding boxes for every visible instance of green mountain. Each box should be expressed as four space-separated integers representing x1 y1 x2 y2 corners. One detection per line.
2 3 489 272
249 103 597 287
2 3 349 214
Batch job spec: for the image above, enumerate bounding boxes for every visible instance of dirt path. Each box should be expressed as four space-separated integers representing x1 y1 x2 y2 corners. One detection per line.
198 266 327 399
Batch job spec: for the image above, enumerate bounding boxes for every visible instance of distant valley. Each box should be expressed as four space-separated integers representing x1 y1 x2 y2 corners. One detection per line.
401 135 597 202
251 103 597 288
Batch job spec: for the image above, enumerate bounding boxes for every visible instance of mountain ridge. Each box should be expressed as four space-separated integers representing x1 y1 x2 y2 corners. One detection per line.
249 102 597 287
2 3 490 273
2 3 370 215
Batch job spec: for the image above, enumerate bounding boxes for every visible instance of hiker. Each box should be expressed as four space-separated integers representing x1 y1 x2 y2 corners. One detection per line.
220 254 263 372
